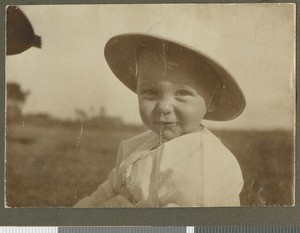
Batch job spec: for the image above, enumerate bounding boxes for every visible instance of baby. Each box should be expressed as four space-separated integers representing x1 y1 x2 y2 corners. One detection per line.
74 34 246 207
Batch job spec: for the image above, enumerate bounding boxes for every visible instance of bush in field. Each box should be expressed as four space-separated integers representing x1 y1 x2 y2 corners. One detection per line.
6 82 29 123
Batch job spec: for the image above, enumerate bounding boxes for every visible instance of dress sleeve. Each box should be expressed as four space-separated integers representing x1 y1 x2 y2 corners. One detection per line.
73 143 125 208
156 162 244 207
156 142 205 207
220 162 244 206
154 131 244 207
223 181 244 206
203 152 244 207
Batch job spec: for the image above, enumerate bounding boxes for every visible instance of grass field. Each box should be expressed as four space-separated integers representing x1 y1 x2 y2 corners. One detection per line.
5 121 294 207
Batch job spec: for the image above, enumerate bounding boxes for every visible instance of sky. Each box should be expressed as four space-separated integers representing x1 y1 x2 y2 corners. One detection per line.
6 4 295 130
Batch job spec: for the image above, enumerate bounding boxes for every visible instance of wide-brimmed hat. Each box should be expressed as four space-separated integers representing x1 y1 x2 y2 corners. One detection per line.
104 33 246 121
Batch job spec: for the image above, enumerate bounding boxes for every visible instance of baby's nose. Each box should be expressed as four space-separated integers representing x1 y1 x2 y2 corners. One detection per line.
157 98 174 115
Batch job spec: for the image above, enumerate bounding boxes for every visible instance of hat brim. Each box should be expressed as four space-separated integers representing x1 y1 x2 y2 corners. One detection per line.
104 33 246 121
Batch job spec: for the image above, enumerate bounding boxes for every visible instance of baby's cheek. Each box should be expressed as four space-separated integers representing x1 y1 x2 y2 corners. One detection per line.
176 105 194 118
139 101 151 116
179 106 205 125
138 102 154 123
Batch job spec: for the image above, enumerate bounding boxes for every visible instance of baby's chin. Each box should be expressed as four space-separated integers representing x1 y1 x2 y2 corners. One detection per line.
154 128 185 142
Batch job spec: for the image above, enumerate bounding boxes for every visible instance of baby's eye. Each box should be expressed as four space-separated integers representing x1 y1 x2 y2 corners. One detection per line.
176 90 193 96
140 89 158 96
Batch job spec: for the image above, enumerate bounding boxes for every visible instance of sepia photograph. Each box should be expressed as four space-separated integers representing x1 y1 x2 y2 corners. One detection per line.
5 3 295 208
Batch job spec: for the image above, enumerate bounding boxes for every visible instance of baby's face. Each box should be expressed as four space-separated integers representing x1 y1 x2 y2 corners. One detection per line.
137 59 208 142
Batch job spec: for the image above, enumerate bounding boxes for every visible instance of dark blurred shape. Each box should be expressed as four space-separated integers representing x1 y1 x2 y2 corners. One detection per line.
6 5 41 55
7 82 29 102
6 82 29 122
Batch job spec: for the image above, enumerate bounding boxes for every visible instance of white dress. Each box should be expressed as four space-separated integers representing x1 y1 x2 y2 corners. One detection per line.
75 128 244 207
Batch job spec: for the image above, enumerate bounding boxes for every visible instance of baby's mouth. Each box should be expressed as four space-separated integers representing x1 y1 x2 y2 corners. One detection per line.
155 121 179 126
162 122 176 125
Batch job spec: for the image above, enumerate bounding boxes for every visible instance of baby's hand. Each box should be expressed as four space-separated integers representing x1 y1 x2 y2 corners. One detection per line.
102 195 134 207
